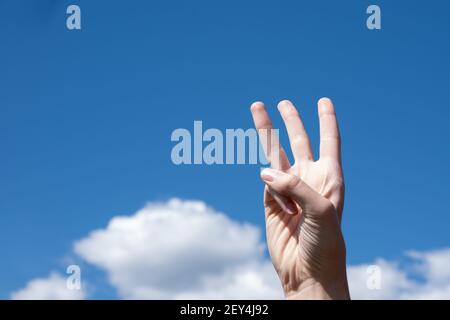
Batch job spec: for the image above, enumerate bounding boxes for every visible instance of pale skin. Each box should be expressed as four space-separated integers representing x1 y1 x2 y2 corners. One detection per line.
250 98 350 300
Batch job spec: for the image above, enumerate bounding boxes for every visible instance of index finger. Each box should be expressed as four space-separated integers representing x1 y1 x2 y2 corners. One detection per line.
250 102 291 170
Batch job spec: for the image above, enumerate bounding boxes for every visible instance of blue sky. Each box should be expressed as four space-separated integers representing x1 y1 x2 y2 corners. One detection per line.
1 0 450 299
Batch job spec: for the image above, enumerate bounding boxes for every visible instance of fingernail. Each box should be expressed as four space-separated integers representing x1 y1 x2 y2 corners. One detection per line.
319 98 334 113
260 168 276 182
285 202 298 215
319 101 328 112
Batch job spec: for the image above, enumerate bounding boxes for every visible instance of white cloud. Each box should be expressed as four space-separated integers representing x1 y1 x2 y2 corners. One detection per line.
11 272 86 300
407 248 450 283
11 198 450 300
347 259 415 299
348 249 450 299
73 198 282 299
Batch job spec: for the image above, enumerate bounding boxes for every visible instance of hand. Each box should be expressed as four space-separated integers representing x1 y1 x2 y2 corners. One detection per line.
250 98 349 300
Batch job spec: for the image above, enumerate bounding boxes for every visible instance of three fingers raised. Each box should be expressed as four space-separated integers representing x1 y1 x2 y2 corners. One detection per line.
251 98 342 216
254 98 341 164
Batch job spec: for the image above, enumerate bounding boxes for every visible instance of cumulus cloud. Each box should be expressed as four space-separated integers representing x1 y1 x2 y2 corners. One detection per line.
11 198 450 299
11 272 85 300
348 249 450 299
347 259 415 299
74 198 282 299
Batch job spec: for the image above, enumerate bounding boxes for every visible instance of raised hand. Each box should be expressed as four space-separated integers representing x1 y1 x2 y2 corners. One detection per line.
251 98 349 300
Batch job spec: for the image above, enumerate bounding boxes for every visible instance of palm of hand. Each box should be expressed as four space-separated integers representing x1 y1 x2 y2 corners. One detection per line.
251 99 346 297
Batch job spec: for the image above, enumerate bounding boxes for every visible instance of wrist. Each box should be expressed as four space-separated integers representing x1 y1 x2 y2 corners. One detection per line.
285 276 350 300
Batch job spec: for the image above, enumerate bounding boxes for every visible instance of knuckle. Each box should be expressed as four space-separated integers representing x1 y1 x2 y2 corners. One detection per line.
330 177 345 193
291 135 306 146
284 175 301 191
284 112 299 122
